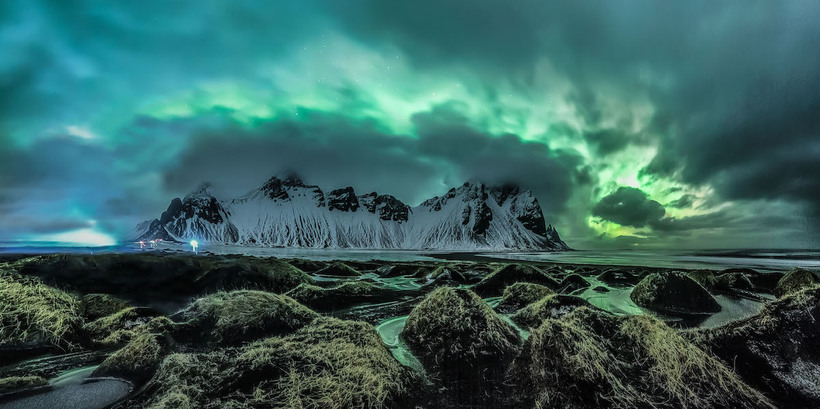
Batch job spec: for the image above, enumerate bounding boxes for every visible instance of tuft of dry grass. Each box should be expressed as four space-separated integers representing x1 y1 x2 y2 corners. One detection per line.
690 285 820 407
511 294 595 328
94 331 169 383
315 262 362 277
401 287 520 368
80 293 130 320
83 307 163 345
508 307 774 409
0 375 48 394
285 281 386 311
631 271 721 315
473 263 559 296
496 282 555 313
178 290 319 346
774 268 819 297
0 271 84 351
132 317 417 409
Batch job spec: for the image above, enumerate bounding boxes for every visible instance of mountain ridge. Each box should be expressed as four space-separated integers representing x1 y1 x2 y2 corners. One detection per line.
134 175 569 251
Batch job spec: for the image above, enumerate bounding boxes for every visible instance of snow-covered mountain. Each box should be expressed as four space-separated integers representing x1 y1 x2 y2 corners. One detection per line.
133 175 569 251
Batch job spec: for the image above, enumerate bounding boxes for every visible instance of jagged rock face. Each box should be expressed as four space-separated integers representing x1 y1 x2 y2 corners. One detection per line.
373 194 410 222
134 175 569 250
327 187 360 212
358 192 409 222
261 175 325 206
135 186 239 243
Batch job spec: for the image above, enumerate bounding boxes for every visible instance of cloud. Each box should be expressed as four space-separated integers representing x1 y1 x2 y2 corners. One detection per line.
1 0 819 248
592 187 665 228
665 194 696 209
158 103 582 213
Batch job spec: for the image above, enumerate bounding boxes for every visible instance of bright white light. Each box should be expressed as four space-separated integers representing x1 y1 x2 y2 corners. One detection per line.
190 240 199 253
39 228 117 247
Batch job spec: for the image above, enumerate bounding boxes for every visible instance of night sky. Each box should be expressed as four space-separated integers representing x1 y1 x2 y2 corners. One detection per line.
1 1 819 249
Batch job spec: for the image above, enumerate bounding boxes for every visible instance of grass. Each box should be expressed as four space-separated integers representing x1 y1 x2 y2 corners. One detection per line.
178 290 319 346
686 270 717 289
80 293 130 320
508 307 774 408
315 262 361 277
511 294 594 328
400 287 519 406
0 271 84 351
94 331 168 382
401 287 520 368
690 285 820 407
496 282 554 313
630 271 721 315
134 317 417 409
0 375 48 394
472 263 559 296
774 268 819 297
83 307 164 345
285 281 385 311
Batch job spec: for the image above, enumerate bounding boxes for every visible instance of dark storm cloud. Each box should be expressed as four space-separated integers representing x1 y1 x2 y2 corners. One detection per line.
666 194 696 209
649 211 734 233
339 0 820 217
158 104 581 213
592 187 665 228
411 103 582 212
583 129 631 156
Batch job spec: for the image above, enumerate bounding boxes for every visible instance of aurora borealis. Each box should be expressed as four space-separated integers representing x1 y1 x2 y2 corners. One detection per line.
1 1 818 248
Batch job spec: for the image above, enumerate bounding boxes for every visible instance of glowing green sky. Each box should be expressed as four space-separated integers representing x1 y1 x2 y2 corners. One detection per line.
1 0 818 248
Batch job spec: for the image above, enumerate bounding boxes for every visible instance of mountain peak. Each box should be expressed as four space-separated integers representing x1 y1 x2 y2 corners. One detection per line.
184 182 214 200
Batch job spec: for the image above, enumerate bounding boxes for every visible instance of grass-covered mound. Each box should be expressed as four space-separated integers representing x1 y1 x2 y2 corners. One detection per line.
400 287 520 407
688 269 766 294
177 290 318 347
286 259 327 273
93 331 172 384
9 254 313 312
80 293 131 321
131 317 418 409
0 272 84 353
511 294 595 328
285 281 393 311
556 273 591 294
631 271 721 315
84 307 165 345
472 264 559 296
508 307 773 409
315 261 362 277
377 263 431 278
694 286 820 407
495 282 554 314
687 270 717 289
194 259 314 294
774 268 818 297
714 272 755 291
0 375 48 394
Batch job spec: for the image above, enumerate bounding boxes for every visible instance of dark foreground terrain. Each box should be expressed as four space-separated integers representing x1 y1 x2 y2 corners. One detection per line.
0 253 818 408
